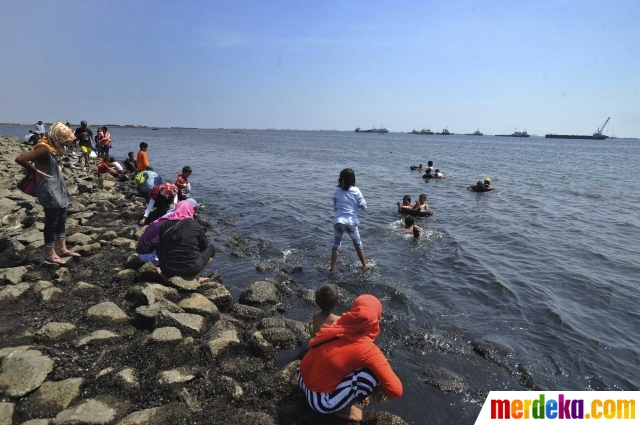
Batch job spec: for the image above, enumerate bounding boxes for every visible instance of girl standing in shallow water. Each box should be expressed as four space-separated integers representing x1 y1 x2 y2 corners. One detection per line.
329 168 368 274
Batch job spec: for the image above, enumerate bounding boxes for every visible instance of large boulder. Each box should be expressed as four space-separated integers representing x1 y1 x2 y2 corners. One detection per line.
135 262 164 283
0 266 28 285
156 311 206 336
0 350 54 397
178 293 220 319
86 302 129 324
197 282 234 312
23 377 84 417
239 280 280 305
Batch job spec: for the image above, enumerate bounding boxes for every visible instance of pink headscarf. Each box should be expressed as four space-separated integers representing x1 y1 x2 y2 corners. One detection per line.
156 200 194 224
309 294 382 347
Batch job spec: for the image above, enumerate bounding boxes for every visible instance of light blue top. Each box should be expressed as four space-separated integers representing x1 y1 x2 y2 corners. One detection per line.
333 186 367 226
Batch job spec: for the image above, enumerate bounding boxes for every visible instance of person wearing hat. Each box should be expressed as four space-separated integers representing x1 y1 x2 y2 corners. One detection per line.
74 120 95 150
483 177 491 187
139 182 178 226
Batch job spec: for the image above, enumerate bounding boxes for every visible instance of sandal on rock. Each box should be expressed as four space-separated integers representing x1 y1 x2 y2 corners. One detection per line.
60 251 82 258
44 257 67 265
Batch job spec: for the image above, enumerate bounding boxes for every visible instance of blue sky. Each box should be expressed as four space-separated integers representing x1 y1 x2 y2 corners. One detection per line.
1 0 638 136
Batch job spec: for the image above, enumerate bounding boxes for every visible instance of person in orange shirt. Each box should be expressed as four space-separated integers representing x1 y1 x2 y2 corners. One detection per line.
100 126 111 160
299 294 403 422
136 142 150 172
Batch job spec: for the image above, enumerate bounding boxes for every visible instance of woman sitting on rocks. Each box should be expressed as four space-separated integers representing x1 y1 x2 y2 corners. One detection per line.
157 200 214 282
138 182 178 226
299 294 403 422
136 199 198 267
15 122 81 264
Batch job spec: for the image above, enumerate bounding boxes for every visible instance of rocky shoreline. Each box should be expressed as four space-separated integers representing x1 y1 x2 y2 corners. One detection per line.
0 135 407 425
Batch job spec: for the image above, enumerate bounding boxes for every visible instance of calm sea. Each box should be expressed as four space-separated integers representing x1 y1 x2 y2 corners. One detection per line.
3 125 639 423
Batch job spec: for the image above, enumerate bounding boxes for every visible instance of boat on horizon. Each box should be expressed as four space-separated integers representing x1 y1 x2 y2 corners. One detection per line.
437 127 451 135
355 126 389 134
496 128 530 137
411 128 434 135
545 117 610 140
465 128 483 136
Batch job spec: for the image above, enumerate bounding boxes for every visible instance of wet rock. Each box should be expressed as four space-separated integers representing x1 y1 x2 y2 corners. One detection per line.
135 262 163 283
65 233 93 245
135 300 183 323
36 322 77 341
147 327 182 343
115 269 136 282
249 331 276 361
70 282 102 295
297 289 316 305
471 335 515 360
86 302 129 324
260 327 297 349
283 319 311 342
0 282 31 301
197 282 234 312
0 346 32 359
233 304 266 321
52 399 115 425
208 321 240 358
0 235 27 268
271 360 300 393
74 330 120 347
239 280 280 305
41 287 62 302
259 317 286 329
178 293 220 318
0 402 13 425
114 368 138 389
111 238 136 249
158 367 195 385
421 367 468 393
74 243 101 256
123 254 144 270
140 284 179 304
256 263 276 273
156 311 205 336
0 350 54 397
167 276 200 291
23 377 84 417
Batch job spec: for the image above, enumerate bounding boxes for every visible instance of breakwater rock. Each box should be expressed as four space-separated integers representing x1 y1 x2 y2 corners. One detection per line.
0 136 407 424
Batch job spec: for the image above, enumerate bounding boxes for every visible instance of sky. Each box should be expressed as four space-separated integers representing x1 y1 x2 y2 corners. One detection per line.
1 0 638 136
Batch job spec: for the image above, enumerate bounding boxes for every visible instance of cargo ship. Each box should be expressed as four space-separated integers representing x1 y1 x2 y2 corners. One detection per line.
355 127 389 133
496 128 529 137
411 128 434 135
545 117 610 140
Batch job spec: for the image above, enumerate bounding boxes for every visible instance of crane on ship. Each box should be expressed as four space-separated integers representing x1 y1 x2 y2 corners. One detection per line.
593 117 610 137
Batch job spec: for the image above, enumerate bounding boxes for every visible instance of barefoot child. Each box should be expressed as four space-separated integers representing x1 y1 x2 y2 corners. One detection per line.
310 284 341 337
329 168 368 274
175 166 192 201
404 216 423 239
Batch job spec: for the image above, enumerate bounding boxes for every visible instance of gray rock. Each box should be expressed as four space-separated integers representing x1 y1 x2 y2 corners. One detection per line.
65 233 93 245
256 263 276 273
114 369 138 389
157 368 195 385
53 268 71 284
0 402 13 425
421 367 468 393
111 237 136 249
156 311 206 336
0 235 27 268
147 327 182 343
36 322 77 341
260 327 297 349
239 280 280 305
135 262 164 283
41 287 62 302
167 276 200 291
52 399 115 425
141 284 179 304
271 360 301 393
123 255 144 270
20 419 51 425
0 350 54 397
135 300 183 320
100 231 118 241
70 282 102 295
249 331 275 361
0 267 27 285
472 335 515 360
197 282 234 312
0 282 31 301
259 318 286 329
86 302 129 323
115 269 136 282
15 230 42 245
33 280 54 292
0 346 32 360
23 377 84 417
233 304 266 321
208 321 240 358
115 407 161 425
74 330 120 347
74 243 101 256
374 411 410 425
178 293 220 318
297 289 316 305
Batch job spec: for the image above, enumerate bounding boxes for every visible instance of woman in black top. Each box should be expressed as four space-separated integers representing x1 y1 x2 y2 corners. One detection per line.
157 203 215 282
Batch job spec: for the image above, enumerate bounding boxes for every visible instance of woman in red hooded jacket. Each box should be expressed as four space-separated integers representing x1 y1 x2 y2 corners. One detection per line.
299 294 403 422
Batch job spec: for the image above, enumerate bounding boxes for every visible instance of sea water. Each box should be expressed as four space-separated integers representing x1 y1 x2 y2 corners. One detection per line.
2 125 639 423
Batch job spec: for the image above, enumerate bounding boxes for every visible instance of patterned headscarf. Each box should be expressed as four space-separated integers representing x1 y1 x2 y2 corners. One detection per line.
159 182 178 197
43 122 75 157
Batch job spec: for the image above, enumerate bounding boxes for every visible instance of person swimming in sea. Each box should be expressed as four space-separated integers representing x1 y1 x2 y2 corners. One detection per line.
404 216 422 239
409 164 424 171
468 178 495 192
